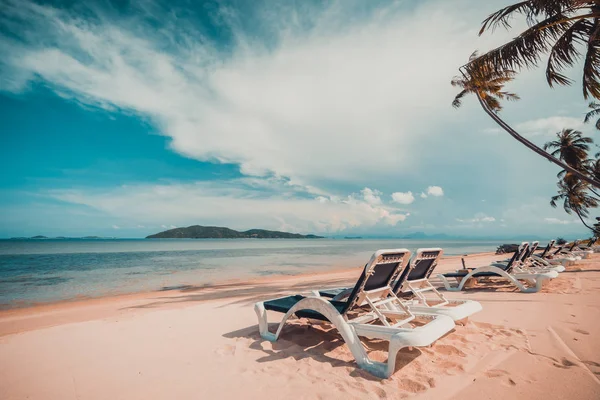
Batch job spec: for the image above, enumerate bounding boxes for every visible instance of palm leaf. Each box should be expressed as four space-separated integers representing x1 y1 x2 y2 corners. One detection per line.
582 20 600 99
546 19 591 87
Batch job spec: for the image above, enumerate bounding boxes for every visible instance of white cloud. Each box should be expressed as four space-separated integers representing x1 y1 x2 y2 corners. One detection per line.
111 225 120 229
426 186 444 197
456 213 495 224
391 191 415 205
48 180 409 233
514 117 585 137
544 217 577 225
2 1 593 239
361 187 382 205
0 0 518 191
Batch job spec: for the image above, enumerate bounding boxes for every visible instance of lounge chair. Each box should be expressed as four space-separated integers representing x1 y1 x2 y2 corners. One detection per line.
319 248 482 321
391 248 482 321
567 239 594 259
526 240 566 273
536 242 580 266
437 245 558 293
576 238 599 253
254 249 455 378
496 242 565 273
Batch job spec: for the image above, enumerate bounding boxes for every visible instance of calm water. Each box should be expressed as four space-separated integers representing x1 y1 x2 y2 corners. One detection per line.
0 238 513 307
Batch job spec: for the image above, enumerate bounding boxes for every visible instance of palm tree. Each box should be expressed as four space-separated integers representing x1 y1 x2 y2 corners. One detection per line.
452 52 521 111
550 178 599 232
544 129 593 169
452 56 600 187
585 102 600 130
473 1 600 100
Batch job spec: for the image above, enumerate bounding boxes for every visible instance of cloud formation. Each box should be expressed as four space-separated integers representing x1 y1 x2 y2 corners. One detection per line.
48 180 409 233
456 213 496 224
391 191 415 205
0 0 514 190
0 0 595 237
426 186 444 197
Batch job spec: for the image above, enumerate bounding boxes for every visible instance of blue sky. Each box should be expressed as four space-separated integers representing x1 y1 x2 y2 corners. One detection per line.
0 0 597 238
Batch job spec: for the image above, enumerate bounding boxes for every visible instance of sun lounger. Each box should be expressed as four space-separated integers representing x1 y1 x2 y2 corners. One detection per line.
533 242 580 266
254 249 455 378
576 238 599 253
319 249 481 321
390 248 482 321
567 239 594 258
497 242 566 273
437 245 558 293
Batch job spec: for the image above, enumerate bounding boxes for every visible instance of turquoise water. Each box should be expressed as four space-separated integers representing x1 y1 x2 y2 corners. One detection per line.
0 238 513 307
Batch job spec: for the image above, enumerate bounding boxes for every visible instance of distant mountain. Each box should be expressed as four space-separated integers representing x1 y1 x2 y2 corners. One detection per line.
399 232 452 239
8 236 115 240
146 225 324 239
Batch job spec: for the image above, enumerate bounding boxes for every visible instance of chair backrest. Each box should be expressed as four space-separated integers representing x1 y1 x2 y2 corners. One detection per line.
517 242 531 261
568 240 579 252
392 248 443 293
538 240 555 258
505 243 528 273
341 249 411 314
551 245 565 256
524 241 539 259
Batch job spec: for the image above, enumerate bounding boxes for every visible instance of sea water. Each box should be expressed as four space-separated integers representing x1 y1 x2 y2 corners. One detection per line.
0 238 514 307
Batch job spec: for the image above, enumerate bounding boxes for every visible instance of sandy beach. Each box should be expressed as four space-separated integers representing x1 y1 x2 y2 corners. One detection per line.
1 251 599 399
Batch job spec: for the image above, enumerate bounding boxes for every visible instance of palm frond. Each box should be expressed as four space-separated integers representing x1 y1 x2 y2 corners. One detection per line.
546 19 591 87
452 89 468 108
479 1 533 34
584 101 600 123
471 14 576 77
478 0 581 35
582 20 600 99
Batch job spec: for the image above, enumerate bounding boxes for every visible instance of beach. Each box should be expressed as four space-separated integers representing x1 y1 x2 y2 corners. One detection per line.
1 251 599 399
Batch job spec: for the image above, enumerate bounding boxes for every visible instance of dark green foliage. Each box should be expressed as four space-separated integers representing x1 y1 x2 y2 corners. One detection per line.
146 225 324 239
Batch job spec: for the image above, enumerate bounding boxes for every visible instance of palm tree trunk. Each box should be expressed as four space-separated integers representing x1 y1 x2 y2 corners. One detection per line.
476 93 600 188
575 209 596 232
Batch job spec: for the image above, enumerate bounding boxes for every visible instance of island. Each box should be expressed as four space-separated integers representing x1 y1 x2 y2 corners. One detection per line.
146 225 325 239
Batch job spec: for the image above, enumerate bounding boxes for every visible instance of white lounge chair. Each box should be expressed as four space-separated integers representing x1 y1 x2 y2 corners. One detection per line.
254 249 455 378
438 245 558 293
566 239 594 259
576 238 599 253
525 240 566 272
532 242 579 267
318 248 482 321
391 248 482 321
496 242 566 274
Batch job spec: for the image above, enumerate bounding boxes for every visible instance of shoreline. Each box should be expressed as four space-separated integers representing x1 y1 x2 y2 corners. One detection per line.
1 252 598 399
0 251 497 336
0 251 496 311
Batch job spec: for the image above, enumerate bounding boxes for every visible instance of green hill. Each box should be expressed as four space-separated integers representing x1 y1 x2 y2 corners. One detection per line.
146 225 324 239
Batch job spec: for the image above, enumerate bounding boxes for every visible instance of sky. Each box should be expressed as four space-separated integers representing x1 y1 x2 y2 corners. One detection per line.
0 0 598 239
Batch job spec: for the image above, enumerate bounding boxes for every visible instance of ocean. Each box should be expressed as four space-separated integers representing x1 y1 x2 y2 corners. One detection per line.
0 238 516 308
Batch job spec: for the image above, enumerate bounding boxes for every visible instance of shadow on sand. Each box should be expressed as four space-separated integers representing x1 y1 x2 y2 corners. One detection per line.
223 320 423 381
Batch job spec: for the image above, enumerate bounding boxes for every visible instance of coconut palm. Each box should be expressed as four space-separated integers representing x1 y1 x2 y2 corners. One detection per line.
452 57 600 187
550 178 599 232
585 102 600 130
472 1 600 100
544 129 593 169
452 52 521 111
